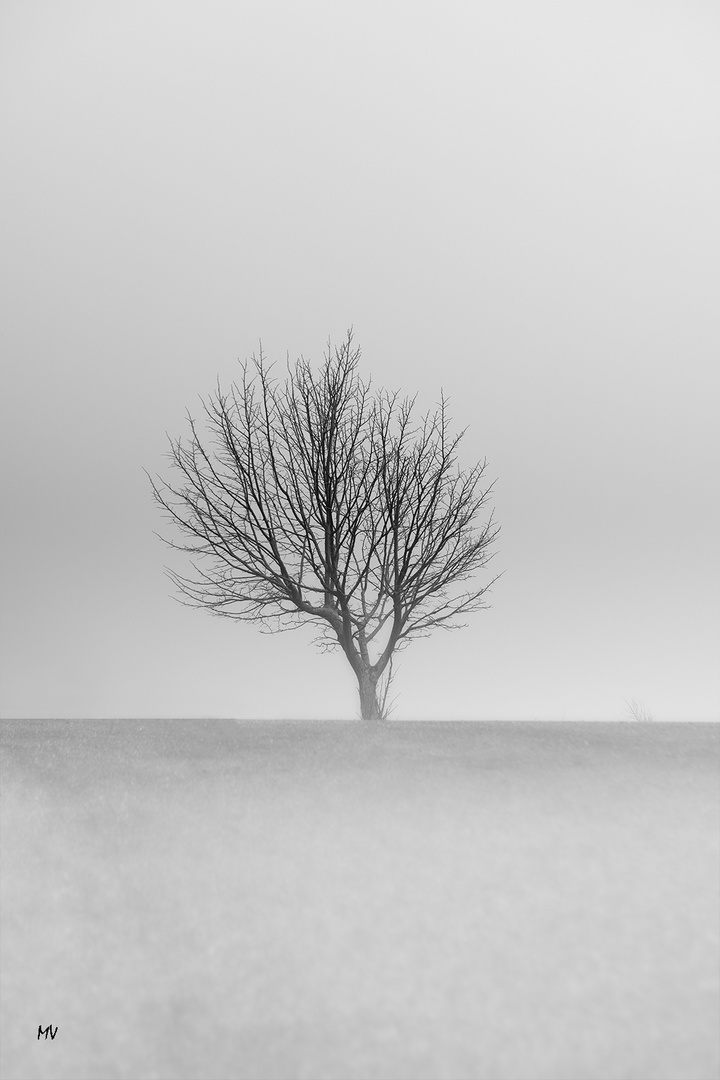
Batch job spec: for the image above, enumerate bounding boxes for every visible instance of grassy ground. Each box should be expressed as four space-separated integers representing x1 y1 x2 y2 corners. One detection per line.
1 719 718 1080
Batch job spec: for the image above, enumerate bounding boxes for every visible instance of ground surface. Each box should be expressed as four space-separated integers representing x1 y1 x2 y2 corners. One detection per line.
1 719 718 1080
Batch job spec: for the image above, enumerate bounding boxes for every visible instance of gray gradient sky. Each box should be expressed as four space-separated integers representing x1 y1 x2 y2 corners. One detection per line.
1 1 718 721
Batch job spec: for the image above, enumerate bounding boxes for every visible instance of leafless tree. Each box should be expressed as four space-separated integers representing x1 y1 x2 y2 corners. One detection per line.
148 332 500 720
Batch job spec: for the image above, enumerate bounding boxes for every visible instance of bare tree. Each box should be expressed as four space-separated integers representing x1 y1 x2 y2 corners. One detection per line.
148 332 500 720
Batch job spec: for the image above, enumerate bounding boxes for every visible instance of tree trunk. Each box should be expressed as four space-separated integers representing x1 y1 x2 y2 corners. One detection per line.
357 668 383 721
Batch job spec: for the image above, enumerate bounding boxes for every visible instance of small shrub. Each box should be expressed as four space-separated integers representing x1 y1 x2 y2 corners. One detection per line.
625 698 654 723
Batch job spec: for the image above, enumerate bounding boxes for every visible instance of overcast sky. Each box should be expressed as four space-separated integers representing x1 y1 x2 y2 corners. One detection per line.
1 1 718 721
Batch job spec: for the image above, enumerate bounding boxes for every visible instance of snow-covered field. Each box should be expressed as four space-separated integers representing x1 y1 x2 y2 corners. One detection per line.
1 719 718 1080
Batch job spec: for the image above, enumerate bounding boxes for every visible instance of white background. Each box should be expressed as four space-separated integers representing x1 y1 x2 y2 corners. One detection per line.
1 1 718 720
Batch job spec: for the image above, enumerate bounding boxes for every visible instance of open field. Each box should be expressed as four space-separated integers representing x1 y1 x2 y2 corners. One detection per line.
1 719 718 1080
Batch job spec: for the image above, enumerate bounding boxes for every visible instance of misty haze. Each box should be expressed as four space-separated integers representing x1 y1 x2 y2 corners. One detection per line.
1 3 718 1079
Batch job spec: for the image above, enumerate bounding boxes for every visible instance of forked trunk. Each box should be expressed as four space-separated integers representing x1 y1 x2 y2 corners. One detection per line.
357 668 383 721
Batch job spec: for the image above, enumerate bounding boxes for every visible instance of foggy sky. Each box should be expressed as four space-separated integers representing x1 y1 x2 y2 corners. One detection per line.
1 1 718 721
